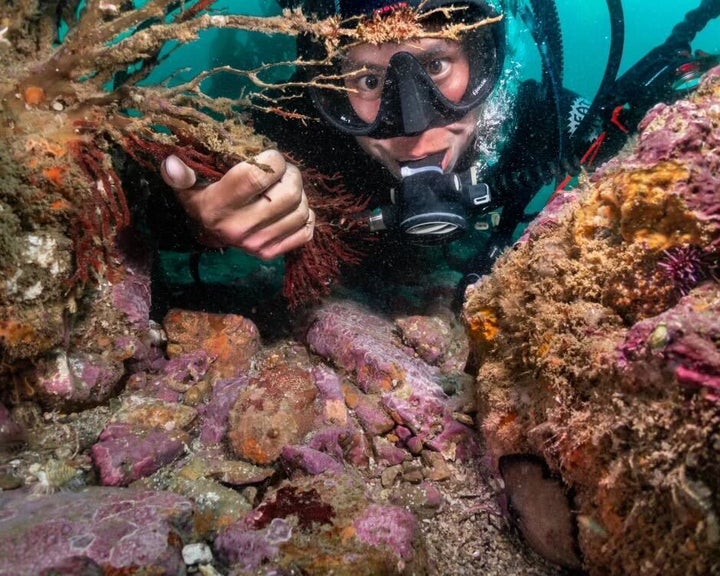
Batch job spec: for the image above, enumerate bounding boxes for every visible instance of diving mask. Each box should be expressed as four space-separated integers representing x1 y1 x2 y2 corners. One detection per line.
307 1 505 138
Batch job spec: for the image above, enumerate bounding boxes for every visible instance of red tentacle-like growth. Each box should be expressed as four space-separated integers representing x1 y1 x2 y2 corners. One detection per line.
283 168 373 308
68 135 131 285
122 130 235 182
62 124 225 288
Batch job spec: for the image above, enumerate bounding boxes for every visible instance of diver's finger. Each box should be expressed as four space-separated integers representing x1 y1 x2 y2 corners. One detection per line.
253 209 316 260
206 188 304 248
161 155 197 190
220 150 287 202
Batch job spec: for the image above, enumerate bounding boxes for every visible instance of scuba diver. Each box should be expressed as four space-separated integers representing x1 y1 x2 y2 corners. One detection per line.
157 0 720 308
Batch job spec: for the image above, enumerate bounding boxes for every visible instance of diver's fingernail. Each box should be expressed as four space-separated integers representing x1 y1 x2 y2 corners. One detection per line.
161 154 197 190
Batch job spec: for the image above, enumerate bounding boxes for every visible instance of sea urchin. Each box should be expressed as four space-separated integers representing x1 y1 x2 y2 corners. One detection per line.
658 245 714 295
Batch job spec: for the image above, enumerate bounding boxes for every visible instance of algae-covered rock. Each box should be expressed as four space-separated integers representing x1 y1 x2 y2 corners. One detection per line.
0 487 194 574
463 66 720 576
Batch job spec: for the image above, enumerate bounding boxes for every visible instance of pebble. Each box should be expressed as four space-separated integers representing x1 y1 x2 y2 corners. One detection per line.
182 542 214 566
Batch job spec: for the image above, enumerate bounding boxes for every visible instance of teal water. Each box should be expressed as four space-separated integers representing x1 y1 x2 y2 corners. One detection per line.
558 0 720 95
150 1 720 294
147 1 720 103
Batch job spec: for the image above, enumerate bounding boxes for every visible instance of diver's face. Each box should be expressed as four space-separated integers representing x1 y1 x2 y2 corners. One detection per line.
345 38 478 177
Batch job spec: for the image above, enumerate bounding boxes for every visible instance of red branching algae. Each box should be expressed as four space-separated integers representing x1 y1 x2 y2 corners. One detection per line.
284 168 372 308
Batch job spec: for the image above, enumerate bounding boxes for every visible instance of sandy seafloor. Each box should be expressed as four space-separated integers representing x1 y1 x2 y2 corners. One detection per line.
417 461 562 576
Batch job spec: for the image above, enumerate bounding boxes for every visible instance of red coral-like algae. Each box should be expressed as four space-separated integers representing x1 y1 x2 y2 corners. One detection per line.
284 167 372 308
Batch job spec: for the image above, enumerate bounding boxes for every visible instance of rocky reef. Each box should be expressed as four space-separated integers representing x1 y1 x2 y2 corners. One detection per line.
463 66 720 575
3 1 719 575
1 297 561 575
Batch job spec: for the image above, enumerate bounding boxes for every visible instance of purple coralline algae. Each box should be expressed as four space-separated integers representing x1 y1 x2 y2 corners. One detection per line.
354 503 419 562
198 376 249 444
91 422 188 486
618 284 720 399
307 425 371 468
0 488 193 575
394 314 453 366
135 349 215 403
214 522 285 571
111 273 151 331
306 300 444 396
306 300 477 457
280 445 345 476
33 351 125 410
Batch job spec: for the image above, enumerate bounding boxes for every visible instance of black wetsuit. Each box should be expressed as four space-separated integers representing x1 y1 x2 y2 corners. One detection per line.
249 73 673 284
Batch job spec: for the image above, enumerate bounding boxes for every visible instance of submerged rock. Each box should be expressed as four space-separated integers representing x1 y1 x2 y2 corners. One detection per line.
163 309 261 380
464 66 720 575
0 488 194 574
306 300 479 458
33 350 125 410
91 422 188 486
227 359 318 465
215 472 428 575
499 454 581 570
0 402 26 454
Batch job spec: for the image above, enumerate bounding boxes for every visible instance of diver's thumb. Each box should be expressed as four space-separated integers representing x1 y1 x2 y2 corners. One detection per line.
161 155 197 190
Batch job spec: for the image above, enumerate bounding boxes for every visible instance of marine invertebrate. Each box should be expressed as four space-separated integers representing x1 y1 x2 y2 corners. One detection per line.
29 459 82 495
658 244 715 295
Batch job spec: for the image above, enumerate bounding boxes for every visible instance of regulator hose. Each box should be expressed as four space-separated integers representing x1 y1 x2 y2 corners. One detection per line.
574 0 625 142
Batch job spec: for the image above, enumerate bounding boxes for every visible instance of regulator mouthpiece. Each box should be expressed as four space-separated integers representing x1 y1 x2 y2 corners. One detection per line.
367 160 492 245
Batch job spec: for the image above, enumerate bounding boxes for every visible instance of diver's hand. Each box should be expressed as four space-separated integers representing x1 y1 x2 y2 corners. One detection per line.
161 150 315 259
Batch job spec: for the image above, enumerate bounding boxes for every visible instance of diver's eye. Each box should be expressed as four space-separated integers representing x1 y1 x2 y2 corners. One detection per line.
346 69 386 100
426 58 451 78
360 74 380 91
